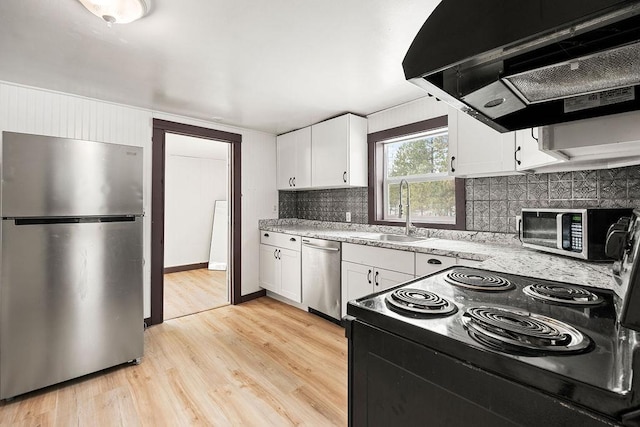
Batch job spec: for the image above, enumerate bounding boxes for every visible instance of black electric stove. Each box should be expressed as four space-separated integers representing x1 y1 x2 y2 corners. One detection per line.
346 210 640 427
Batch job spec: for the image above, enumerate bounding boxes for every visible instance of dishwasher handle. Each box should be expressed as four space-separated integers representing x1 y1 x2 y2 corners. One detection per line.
302 242 340 251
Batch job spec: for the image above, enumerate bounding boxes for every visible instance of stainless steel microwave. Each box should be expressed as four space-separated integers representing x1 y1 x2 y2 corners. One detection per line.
521 208 633 261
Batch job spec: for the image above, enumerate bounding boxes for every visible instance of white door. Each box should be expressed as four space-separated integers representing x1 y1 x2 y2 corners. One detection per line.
276 132 297 190
341 261 373 318
515 128 562 171
449 109 516 176
259 244 280 292
312 115 348 187
279 248 302 303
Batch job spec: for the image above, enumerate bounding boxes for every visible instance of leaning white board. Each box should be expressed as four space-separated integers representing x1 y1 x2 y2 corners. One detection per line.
208 200 228 270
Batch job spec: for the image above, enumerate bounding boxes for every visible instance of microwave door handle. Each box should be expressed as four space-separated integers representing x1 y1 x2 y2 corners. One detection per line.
556 214 564 249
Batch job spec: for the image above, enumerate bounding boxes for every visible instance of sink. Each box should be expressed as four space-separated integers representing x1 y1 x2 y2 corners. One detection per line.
351 233 429 243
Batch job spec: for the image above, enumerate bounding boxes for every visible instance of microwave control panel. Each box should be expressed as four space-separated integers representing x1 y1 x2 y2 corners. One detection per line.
563 214 583 252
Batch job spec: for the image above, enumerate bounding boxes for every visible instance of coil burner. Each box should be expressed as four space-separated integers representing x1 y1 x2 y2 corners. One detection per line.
462 306 591 355
523 283 603 306
386 288 457 317
444 268 515 291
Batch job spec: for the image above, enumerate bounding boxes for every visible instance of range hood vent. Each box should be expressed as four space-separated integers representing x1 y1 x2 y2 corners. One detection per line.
403 0 640 132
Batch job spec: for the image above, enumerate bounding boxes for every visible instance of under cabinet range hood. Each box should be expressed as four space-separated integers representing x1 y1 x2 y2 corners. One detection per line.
403 0 640 132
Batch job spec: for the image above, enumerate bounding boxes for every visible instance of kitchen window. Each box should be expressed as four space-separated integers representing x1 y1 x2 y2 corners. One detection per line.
368 116 465 229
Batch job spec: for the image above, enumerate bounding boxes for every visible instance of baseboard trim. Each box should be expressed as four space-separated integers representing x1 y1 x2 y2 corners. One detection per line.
240 290 266 303
164 262 209 274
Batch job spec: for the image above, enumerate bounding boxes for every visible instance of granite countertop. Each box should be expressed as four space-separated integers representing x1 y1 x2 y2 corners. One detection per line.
259 219 620 293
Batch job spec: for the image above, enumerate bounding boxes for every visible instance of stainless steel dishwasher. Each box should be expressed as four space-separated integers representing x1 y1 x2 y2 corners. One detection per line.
301 237 341 323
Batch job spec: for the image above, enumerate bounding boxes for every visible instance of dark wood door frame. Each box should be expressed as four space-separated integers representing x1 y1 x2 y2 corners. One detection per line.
149 118 245 326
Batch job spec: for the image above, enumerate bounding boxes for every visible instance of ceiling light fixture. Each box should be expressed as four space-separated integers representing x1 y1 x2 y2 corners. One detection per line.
77 0 150 26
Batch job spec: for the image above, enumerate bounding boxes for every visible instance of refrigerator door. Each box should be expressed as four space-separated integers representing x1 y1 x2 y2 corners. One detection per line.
0 218 143 399
1 132 143 217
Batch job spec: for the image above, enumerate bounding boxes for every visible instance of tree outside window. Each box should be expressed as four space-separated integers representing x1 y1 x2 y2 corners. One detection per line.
368 115 465 230
383 129 455 223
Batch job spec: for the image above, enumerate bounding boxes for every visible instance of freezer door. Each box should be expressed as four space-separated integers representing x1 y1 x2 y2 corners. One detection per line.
0 218 143 399
1 132 143 217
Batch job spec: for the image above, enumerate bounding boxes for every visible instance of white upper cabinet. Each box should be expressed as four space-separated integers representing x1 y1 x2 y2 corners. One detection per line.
311 114 368 188
515 128 563 171
448 109 517 177
276 127 311 190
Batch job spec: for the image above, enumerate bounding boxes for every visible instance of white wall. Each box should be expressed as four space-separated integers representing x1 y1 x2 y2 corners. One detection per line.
0 81 278 319
164 135 228 268
367 96 448 133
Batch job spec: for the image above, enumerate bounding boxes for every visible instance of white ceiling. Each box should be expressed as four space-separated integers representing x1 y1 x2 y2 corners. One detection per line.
0 0 440 135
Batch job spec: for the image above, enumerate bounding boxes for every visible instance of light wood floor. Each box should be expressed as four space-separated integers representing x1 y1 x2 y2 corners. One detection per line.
164 269 229 320
0 297 348 426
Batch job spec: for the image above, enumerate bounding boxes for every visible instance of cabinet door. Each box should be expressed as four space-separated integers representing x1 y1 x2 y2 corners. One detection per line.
373 268 414 292
312 115 349 188
515 128 562 171
277 127 312 190
279 248 302 303
259 244 280 292
294 127 312 188
448 109 516 177
341 261 373 318
276 131 297 190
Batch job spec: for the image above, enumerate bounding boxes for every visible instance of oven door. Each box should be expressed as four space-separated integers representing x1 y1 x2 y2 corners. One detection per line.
346 318 616 426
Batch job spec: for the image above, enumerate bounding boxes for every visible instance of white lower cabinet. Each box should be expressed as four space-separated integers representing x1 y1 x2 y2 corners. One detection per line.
341 243 415 317
259 232 302 303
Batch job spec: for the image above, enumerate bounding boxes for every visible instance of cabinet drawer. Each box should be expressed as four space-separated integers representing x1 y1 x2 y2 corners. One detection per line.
342 243 414 275
415 253 457 277
260 231 301 251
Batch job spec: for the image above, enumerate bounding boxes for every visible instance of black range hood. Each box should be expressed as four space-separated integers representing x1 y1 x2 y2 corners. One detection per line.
403 0 640 132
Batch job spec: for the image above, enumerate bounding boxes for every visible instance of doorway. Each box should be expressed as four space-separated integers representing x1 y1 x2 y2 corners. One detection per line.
150 119 242 326
163 134 230 320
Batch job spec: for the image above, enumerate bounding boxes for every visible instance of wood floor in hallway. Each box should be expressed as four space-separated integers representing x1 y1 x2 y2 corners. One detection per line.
0 297 348 426
163 268 229 320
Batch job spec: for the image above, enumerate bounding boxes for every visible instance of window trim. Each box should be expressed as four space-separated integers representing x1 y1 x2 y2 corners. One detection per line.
368 116 466 230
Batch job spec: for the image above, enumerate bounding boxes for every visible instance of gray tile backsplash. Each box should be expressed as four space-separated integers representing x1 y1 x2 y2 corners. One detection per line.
466 165 640 233
279 187 369 224
279 165 640 232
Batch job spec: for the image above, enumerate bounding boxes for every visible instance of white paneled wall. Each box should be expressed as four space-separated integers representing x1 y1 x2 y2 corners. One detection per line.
0 81 279 318
0 82 153 317
367 96 448 133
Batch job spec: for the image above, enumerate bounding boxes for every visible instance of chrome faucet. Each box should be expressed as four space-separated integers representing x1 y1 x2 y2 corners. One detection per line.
398 179 411 235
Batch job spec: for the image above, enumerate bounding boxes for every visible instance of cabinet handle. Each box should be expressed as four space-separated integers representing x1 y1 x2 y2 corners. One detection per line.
427 258 442 265
374 271 379 286
293 177 296 187
343 171 347 183
264 233 269 237
367 269 372 284
278 249 281 260
531 128 538 142
450 156 456 173
514 146 522 166
290 237 296 242
274 249 278 259
289 177 292 187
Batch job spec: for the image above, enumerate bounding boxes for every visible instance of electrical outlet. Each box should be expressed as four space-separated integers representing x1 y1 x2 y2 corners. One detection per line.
273 204 277 213
346 211 351 222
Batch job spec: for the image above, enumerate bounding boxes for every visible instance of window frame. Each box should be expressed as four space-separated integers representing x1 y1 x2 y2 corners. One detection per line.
368 116 466 230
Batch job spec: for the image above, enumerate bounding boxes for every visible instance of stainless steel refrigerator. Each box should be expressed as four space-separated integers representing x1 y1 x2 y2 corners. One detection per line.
0 132 144 400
